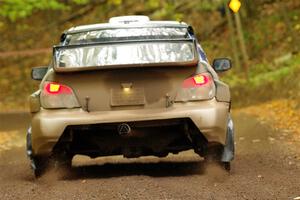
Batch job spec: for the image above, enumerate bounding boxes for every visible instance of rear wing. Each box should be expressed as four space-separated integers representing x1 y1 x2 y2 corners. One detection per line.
52 39 199 72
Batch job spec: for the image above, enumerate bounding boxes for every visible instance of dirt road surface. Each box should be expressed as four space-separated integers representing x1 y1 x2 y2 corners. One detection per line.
0 112 299 200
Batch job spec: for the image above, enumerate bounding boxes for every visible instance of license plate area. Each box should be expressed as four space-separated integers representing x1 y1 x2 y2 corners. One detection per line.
110 88 145 106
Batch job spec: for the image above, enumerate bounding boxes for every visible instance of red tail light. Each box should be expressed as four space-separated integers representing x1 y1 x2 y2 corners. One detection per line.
182 74 210 88
175 73 215 102
41 82 80 108
44 83 72 94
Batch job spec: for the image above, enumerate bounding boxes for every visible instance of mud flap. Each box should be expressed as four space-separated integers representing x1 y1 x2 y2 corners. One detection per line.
221 116 235 162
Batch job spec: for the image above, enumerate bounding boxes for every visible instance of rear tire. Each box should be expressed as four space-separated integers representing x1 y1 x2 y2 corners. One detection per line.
203 143 231 172
223 162 231 171
31 156 50 178
31 154 73 178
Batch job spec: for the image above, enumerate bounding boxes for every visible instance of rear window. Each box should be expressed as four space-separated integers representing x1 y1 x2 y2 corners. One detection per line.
66 27 190 44
54 41 196 69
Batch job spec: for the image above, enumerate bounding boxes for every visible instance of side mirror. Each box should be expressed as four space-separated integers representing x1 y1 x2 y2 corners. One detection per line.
31 66 48 81
212 58 232 72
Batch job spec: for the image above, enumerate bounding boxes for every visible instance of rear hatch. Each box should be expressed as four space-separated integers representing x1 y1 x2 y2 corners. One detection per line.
50 66 196 111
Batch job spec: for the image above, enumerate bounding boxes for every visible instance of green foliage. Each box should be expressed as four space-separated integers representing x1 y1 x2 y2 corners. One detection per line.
0 0 222 22
148 0 184 21
72 0 89 4
226 54 300 108
224 55 300 89
196 0 221 11
108 0 122 6
0 0 91 21
146 0 160 9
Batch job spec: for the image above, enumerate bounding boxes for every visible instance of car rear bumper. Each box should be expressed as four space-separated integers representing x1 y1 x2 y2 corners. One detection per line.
30 99 230 156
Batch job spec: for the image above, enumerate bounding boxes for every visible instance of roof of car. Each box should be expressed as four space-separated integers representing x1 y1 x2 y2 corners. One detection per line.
66 16 189 34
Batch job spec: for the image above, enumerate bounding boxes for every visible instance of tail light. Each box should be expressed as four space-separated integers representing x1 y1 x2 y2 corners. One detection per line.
41 82 80 108
182 74 209 88
175 73 215 102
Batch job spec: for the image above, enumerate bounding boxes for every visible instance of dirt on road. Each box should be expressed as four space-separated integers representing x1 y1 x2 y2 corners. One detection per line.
0 112 299 200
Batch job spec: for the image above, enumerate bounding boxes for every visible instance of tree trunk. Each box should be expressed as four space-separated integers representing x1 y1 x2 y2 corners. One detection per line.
234 11 249 79
224 1 240 70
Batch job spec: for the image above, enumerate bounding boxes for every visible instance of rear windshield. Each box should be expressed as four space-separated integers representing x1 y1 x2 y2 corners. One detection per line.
66 27 190 44
54 41 196 68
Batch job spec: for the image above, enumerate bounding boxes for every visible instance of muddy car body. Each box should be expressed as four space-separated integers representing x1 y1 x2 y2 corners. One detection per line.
27 16 234 176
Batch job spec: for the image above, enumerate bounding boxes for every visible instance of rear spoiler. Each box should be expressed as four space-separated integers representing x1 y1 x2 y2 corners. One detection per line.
52 39 199 72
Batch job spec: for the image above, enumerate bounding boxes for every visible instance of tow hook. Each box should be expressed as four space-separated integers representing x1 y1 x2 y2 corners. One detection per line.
165 93 173 108
117 123 131 136
85 96 90 112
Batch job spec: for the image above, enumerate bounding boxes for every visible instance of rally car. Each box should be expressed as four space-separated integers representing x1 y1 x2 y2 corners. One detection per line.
27 16 234 177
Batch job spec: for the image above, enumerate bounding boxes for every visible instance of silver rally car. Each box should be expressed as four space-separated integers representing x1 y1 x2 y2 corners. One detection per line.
27 16 234 177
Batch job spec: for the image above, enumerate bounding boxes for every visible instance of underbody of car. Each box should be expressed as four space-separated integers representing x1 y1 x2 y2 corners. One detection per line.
27 16 234 177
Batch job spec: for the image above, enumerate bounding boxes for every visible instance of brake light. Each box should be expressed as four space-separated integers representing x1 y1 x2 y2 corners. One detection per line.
182 74 210 88
44 83 72 94
41 82 80 108
193 75 208 86
175 73 215 102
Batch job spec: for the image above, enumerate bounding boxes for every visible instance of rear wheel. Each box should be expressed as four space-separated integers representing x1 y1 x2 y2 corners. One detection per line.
31 154 73 178
27 127 73 178
31 156 50 177
203 143 231 172
223 162 231 171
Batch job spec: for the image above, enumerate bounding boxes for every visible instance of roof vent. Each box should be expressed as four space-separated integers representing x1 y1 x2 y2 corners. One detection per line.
109 16 150 24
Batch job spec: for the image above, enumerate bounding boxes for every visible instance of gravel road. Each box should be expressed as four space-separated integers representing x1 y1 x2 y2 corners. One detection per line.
0 112 299 200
